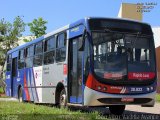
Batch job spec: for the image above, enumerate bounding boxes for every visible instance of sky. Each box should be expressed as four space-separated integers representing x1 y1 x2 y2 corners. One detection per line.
0 0 159 36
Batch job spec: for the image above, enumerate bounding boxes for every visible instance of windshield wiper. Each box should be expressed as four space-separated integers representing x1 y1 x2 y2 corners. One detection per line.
131 32 141 48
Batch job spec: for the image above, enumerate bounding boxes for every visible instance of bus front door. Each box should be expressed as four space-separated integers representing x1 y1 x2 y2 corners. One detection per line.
68 37 83 104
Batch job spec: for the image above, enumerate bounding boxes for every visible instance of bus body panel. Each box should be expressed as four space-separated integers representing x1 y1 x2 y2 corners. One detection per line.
5 71 11 96
68 25 85 39
41 63 65 103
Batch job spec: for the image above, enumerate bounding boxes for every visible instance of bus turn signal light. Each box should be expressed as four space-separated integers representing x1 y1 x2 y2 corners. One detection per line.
63 64 68 75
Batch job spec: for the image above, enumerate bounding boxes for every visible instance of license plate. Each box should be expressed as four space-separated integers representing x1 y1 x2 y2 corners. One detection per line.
121 97 134 102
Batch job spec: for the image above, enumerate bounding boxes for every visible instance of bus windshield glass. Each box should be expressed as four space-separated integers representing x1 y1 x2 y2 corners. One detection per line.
92 32 154 81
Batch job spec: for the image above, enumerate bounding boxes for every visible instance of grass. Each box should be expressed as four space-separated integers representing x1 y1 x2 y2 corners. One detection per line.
0 101 100 120
156 94 160 102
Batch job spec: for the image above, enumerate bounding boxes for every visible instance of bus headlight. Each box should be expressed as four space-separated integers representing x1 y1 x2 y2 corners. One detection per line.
103 87 107 91
97 86 101 90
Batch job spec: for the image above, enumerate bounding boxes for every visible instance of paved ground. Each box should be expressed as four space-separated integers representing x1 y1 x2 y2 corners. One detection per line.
125 103 160 114
0 97 18 102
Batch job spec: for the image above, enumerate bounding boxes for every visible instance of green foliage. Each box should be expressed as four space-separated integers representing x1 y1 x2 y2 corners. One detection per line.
23 38 31 42
0 16 25 66
156 94 160 102
28 17 47 38
0 87 4 93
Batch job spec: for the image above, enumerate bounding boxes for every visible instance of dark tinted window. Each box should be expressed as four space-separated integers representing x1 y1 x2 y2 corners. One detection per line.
18 49 25 69
26 45 34 57
44 36 55 52
29 45 34 56
7 54 11 63
18 59 25 69
89 19 152 34
12 58 17 77
33 42 43 67
57 33 66 48
35 42 43 55
56 33 66 62
26 57 33 68
56 48 66 62
19 49 25 59
44 51 55 65
25 45 34 68
7 54 11 71
7 64 11 71
25 48 29 58
33 54 43 66
43 36 55 65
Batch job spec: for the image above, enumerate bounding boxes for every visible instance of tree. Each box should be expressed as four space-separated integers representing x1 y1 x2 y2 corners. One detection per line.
0 16 25 82
28 17 47 38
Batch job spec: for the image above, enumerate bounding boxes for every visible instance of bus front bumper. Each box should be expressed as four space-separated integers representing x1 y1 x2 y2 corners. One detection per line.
83 86 156 107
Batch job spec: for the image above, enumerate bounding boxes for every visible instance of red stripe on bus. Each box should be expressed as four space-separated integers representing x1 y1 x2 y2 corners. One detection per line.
63 64 68 75
86 73 125 94
24 72 30 100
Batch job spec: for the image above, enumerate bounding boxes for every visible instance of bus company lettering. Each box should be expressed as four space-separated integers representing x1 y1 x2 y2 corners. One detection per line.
71 27 79 32
43 67 49 74
110 86 123 90
35 69 42 73
128 72 155 80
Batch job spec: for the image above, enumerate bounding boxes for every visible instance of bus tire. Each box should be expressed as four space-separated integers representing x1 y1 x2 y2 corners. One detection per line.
58 89 67 108
109 105 125 115
18 87 23 103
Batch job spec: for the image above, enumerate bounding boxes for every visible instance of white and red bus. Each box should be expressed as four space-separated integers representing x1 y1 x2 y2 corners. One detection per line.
5 17 157 115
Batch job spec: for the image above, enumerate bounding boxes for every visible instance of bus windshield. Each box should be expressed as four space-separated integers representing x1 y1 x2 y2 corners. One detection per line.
92 32 154 81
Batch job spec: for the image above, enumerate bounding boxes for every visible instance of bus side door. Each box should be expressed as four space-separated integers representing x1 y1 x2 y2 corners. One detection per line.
11 56 18 97
68 36 83 104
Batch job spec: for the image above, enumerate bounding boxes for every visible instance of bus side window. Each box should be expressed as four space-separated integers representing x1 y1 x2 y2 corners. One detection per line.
25 45 34 68
6 54 11 71
56 33 66 62
44 36 55 65
33 42 43 66
18 49 25 69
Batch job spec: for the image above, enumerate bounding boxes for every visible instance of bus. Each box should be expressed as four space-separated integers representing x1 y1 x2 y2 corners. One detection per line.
5 17 157 115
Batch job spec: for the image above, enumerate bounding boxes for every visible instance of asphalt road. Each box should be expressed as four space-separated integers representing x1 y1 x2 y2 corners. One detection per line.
86 103 160 120
126 103 160 114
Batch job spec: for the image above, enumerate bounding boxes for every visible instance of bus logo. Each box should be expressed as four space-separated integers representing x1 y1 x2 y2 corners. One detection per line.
71 27 79 32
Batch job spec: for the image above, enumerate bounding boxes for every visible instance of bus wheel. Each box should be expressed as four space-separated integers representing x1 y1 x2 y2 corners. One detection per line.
109 105 125 115
59 89 67 108
18 87 23 102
